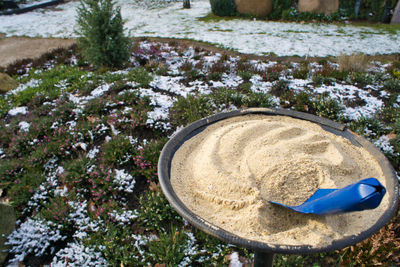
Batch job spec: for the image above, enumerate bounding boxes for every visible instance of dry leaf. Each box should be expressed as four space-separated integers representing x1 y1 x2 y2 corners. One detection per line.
387 132 398 141
86 116 97 123
149 182 159 192
88 201 96 212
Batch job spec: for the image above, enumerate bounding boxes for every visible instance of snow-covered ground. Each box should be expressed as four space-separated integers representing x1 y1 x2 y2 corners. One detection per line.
1 0 400 57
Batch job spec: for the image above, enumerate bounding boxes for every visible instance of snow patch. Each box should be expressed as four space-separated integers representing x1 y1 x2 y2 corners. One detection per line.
8 106 28 116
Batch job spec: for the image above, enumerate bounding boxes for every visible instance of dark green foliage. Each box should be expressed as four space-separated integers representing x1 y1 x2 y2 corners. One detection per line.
209 0 236 17
95 224 142 266
11 66 86 106
127 67 153 87
0 97 11 118
312 94 343 120
349 117 387 138
170 94 215 127
102 136 137 167
312 75 335 86
75 0 131 68
339 0 397 22
293 91 312 112
292 65 309 79
212 88 276 109
270 80 290 97
383 78 400 93
269 0 294 20
147 227 188 266
348 72 374 86
137 190 182 233
238 70 253 82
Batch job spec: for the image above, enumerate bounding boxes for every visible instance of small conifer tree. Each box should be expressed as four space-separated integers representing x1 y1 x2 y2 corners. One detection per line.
75 0 131 68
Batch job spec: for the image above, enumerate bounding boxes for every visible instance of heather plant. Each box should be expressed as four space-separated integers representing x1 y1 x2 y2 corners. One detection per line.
348 72 375 86
293 91 312 112
75 0 131 68
383 78 400 93
0 97 11 118
102 135 138 167
170 94 215 127
312 94 344 121
147 227 188 265
270 80 290 97
94 223 142 266
127 67 153 87
137 189 182 233
312 74 336 86
238 70 253 82
292 64 310 79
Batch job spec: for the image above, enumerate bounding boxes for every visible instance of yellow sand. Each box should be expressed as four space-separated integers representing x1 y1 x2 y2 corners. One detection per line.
171 115 388 247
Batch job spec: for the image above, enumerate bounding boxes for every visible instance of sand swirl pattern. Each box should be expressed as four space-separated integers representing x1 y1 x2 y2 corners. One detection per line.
171 115 387 246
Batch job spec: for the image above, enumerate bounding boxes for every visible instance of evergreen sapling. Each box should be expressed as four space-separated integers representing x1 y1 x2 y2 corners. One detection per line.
75 0 131 68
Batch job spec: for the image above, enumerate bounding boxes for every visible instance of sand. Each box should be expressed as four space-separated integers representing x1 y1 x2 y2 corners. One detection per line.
171 115 388 247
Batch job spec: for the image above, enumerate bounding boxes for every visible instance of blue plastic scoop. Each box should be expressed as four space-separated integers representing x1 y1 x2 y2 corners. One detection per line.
270 178 386 215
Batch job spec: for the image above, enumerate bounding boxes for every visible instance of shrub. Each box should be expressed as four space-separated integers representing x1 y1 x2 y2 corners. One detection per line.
238 71 253 82
312 94 343 121
293 91 312 112
383 79 400 93
96 224 141 266
147 227 188 265
270 80 290 97
169 94 215 127
137 190 182 233
75 0 131 68
0 97 11 118
102 135 138 167
292 65 309 79
127 67 153 87
209 0 236 17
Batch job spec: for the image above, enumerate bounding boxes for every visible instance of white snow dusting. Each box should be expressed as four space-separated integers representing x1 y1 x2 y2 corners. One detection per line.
8 106 28 116
6 218 67 262
0 0 399 56
18 121 30 132
50 242 107 267
114 169 136 193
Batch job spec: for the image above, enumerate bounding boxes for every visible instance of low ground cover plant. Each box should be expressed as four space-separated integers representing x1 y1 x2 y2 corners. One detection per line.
0 40 399 266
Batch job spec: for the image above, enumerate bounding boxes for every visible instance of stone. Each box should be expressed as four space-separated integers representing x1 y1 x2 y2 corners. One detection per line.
391 0 400 24
0 73 19 94
298 0 339 15
0 202 16 265
234 0 273 17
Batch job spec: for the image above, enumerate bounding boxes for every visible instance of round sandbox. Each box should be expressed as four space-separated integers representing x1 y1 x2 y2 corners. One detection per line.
158 108 399 254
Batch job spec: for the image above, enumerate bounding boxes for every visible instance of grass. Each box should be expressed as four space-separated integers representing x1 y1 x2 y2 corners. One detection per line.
0 40 399 266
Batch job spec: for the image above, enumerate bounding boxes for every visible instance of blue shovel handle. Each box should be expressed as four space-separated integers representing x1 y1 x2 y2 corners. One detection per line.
270 178 386 215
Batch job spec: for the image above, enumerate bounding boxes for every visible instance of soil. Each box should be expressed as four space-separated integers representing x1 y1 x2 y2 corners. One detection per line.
0 35 76 68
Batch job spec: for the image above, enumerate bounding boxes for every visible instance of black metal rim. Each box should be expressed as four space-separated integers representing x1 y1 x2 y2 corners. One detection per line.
158 108 399 254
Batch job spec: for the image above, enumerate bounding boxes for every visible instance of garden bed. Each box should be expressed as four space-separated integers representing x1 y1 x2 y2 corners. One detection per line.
0 40 399 266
